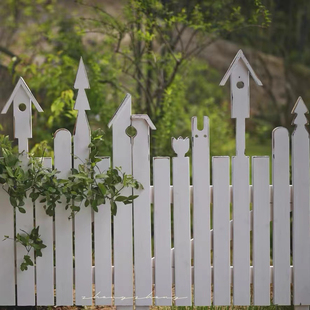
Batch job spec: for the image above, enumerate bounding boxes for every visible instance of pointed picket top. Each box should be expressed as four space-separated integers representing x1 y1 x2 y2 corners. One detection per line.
131 114 156 130
74 89 90 111
108 93 131 128
1 77 43 114
74 57 90 90
291 96 309 126
219 50 262 86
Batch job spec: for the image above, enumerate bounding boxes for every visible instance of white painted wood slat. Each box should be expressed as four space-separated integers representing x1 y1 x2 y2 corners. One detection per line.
36 157 54 305
292 98 310 305
109 94 133 308
54 129 73 305
172 137 191 306
153 157 172 306
74 111 92 306
232 155 250 305
16 154 35 306
252 156 270 305
213 156 230 306
0 183 15 305
132 117 152 307
94 158 112 306
272 127 291 305
191 116 211 306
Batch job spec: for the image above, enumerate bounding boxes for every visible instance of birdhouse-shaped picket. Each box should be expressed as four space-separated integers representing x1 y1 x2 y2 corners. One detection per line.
220 50 262 119
1 77 43 153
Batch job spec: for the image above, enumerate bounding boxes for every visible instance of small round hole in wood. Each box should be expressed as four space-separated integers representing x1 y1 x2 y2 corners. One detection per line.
125 125 137 138
236 81 244 89
18 103 27 111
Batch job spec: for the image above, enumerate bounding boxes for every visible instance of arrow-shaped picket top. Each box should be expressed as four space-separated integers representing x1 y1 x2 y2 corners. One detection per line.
1 77 43 114
291 96 309 127
74 57 90 90
219 49 263 87
74 57 90 111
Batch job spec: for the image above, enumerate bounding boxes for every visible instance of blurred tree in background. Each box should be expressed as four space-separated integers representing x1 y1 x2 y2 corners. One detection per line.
0 0 270 157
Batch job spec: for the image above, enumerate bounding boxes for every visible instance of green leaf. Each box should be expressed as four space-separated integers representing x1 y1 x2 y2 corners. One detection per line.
98 183 106 196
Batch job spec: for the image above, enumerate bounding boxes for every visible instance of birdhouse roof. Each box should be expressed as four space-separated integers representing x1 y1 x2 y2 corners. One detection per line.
131 114 156 130
108 93 131 128
1 77 43 114
220 50 263 86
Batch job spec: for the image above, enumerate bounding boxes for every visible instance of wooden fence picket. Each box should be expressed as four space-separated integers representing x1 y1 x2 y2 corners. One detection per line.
108 94 133 308
153 157 172 306
192 116 211 306
94 157 112 306
54 129 73 306
35 157 54 305
16 154 35 306
232 155 250 305
252 156 270 305
172 137 191 306
272 127 291 305
0 181 15 305
292 97 310 305
132 115 154 308
213 156 230 306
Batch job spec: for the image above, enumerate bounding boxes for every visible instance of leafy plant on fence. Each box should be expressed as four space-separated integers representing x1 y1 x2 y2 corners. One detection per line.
3 227 46 271
0 130 142 270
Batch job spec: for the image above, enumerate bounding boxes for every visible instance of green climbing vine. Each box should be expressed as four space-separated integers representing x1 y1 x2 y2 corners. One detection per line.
0 129 142 270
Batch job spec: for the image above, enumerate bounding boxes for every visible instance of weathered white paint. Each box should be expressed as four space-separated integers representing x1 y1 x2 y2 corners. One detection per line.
108 94 133 308
36 157 54 305
54 129 73 305
292 97 310 305
212 156 230 306
94 158 112 306
153 157 172 306
272 127 291 305
132 116 154 307
172 137 191 306
191 116 211 306
252 156 270 305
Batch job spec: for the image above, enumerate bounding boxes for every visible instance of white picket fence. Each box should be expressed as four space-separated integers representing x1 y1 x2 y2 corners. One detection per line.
0 50 309 309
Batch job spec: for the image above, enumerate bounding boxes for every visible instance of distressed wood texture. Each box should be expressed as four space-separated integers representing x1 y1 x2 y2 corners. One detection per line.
94 158 112 306
272 127 291 305
153 157 172 306
54 129 73 306
252 157 270 305
191 116 211 305
132 115 154 307
172 137 191 306
36 157 54 305
292 97 310 306
108 94 133 308
0 180 15 305
212 156 230 306
232 155 250 305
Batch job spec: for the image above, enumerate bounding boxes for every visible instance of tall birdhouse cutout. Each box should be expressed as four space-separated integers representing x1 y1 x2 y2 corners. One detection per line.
1 77 43 153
